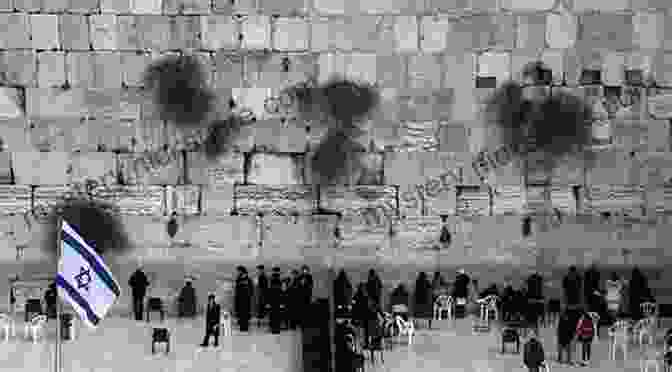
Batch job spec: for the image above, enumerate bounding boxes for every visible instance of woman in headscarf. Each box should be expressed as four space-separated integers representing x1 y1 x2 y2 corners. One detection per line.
413 272 433 329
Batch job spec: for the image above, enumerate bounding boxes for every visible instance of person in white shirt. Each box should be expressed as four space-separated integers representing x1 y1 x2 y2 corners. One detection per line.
605 273 623 319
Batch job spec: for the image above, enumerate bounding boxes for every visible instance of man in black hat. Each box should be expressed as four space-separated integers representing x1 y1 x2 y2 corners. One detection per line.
200 294 221 348
129 266 150 321
234 266 253 331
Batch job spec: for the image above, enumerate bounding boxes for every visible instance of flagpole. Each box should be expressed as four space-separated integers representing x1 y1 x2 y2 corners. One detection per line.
55 215 63 372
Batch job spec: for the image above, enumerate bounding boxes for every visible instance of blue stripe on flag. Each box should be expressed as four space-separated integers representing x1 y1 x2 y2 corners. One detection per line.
61 230 120 298
55 274 100 327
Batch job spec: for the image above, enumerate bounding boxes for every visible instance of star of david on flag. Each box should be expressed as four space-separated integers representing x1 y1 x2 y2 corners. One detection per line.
56 220 121 329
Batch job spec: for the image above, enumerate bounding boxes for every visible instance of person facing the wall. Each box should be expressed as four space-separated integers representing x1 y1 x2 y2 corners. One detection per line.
563 266 583 309
234 266 253 332
255 265 269 327
366 269 383 306
414 272 433 329
268 267 283 334
200 293 221 348
129 266 150 321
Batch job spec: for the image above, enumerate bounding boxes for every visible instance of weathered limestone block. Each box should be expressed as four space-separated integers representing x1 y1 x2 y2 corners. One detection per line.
185 151 244 185
549 185 578 215
524 184 550 215
581 184 645 216
68 152 118 186
0 186 31 216
472 216 530 265
12 151 70 185
388 216 443 263
456 185 491 216
32 185 82 216
383 151 423 186
200 183 234 216
643 152 672 187
247 153 304 185
166 185 201 216
27 118 94 152
235 184 315 215
586 150 640 186
397 121 439 151
260 215 312 262
118 150 185 185
251 119 307 154
91 185 165 216
336 214 388 259
491 185 524 216
26 88 88 119
320 186 396 221
437 123 469 154
645 185 672 215
186 215 258 260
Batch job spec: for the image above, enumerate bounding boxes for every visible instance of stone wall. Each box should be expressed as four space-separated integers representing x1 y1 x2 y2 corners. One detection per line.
0 0 672 303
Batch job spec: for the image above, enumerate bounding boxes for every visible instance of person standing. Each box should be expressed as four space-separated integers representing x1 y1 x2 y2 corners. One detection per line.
526 271 544 331
575 310 595 366
269 267 283 334
234 266 254 331
413 272 433 329
200 294 221 348
584 264 601 313
605 272 624 320
629 266 651 320
366 269 383 306
334 269 353 317
288 269 301 329
298 265 314 327
563 266 582 309
255 265 269 327
129 266 150 321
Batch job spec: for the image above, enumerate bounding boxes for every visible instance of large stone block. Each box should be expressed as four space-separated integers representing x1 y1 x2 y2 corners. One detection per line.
273 17 309 52
642 152 672 186
165 185 201 215
319 185 396 221
201 183 234 216
546 9 577 50
247 153 303 185
491 185 524 216
120 52 152 87
137 15 172 50
577 14 633 51
633 11 666 50
163 0 210 14
12 151 70 185
0 14 30 50
251 118 307 153
260 215 312 261
258 0 307 15
407 53 443 90
32 185 82 215
581 184 645 216
59 14 90 51
446 14 516 52
170 15 202 50
0 186 31 216
516 14 546 52
37 52 66 88
235 184 315 215
397 120 439 151
0 118 31 152
456 185 491 216
336 214 388 259
101 0 132 13
201 15 240 50
118 150 185 185
573 0 630 12
69 0 100 13
500 0 554 10
185 151 244 185
646 185 672 215
91 184 165 215
586 150 641 186
26 118 91 152
30 14 60 51
131 0 162 13
0 51 36 87
244 53 317 89
69 152 118 186
90 14 118 50
240 14 271 50
0 153 11 184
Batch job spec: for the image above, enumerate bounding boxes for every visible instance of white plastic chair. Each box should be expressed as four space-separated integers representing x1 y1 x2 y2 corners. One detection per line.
610 320 631 361
641 346 662 372
24 314 46 344
0 313 15 342
394 315 414 345
433 295 454 321
220 310 232 337
635 317 656 347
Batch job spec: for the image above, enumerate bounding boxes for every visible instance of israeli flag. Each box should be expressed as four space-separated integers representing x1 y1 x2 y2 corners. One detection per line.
56 220 121 329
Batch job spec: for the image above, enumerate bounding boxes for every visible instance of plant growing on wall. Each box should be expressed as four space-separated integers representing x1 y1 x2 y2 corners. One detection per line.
40 198 131 260
484 61 595 174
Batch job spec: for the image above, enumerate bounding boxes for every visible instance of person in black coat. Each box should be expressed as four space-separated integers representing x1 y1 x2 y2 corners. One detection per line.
414 272 433 329
453 269 470 300
334 269 353 317
200 294 221 347
268 267 283 334
287 269 301 329
234 266 254 331
351 283 369 330
128 266 150 321
563 266 582 309
297 265 314 327
556 309 576 364
526 271 545 329
584 264 601 313
44 282 57 319
366 269 383 306
255 265 269 326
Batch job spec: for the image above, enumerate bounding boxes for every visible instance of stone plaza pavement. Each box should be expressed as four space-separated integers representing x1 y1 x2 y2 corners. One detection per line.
0 314 667 372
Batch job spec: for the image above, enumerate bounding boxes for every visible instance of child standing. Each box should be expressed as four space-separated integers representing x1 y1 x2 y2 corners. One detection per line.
575 310 595 366
523 328 546 372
